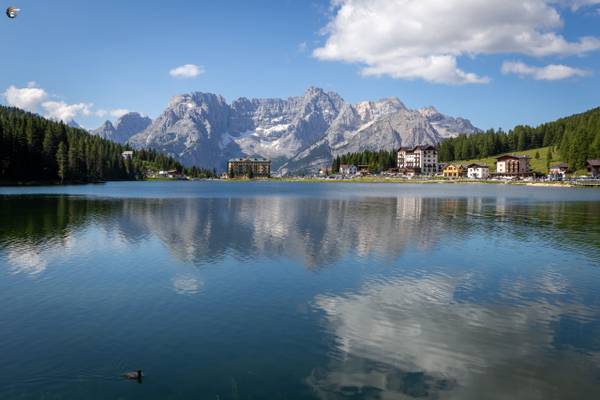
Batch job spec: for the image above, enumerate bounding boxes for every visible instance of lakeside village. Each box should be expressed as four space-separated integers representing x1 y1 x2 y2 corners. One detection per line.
137 146 600 186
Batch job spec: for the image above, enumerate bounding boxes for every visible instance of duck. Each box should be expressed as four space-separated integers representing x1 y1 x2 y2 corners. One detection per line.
124 370 143 382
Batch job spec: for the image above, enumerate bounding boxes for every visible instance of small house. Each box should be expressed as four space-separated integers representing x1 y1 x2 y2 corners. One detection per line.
495 155 530 176
587 160 600 178
548 163 569 180
122 151 134 160
443 164 467 178
339 164 358 176
467 164 490 179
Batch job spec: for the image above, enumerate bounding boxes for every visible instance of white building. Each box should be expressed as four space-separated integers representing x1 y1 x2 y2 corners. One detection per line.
339 164 358 176
548 163 569 180
467 164 490 179
122 151 134 160
397 145 438 175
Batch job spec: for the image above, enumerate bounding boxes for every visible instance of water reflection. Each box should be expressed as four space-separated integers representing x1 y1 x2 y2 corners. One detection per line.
1 195 599 276
1 187 600 399
172 274 203 295
309 271 600 399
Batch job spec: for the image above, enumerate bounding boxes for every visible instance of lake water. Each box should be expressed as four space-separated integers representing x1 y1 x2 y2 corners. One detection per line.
1 182 600 400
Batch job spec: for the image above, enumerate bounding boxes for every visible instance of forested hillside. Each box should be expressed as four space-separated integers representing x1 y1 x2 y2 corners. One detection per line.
438 107 600 169
331 150 397 173
0 106 213 184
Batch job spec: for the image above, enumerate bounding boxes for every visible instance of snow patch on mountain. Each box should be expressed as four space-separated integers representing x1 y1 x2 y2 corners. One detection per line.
124 87 479 174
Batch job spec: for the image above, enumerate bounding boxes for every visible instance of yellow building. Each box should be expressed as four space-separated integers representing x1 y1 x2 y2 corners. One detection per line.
227 158 271 178
443 164 467 178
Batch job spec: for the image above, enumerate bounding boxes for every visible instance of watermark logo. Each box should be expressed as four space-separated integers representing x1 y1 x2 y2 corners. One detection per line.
6 7 20 19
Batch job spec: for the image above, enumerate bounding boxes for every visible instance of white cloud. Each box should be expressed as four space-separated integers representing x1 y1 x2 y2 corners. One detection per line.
3 83 130 123
315 0 600 84
3 85 48 111
502 61 590 80
95 109 130 119
110 108 130 118
562 0 600 10
41 101 93 122
169 64 205 79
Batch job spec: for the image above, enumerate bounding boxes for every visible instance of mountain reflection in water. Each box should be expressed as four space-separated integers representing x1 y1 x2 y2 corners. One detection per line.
1 184 600 400
2 195 598 273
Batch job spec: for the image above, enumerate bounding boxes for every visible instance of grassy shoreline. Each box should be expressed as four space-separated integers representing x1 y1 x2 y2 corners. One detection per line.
0 177 590 189
223 177 580 187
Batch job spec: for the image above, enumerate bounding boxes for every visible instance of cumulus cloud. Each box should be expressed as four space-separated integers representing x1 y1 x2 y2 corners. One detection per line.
315 0 600 84
169 64 205 79
41 101 93 122
563 0 600 10
502 60 590 80
2 83 130 123
3 85 48 111
109 108 130 118
94 108 130 119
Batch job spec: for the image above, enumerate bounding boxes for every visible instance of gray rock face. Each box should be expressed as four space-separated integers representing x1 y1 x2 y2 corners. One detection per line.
127 87 480 174
66 120 83 129
92 112 151 144
418 106 481 138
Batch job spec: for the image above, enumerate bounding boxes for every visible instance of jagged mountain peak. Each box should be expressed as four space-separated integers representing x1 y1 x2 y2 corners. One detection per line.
419 106 440 117
100 120 115 129
355 98 407 121
92 113 151 144
126 87 480 174
168 92 228 110
66 120 83 129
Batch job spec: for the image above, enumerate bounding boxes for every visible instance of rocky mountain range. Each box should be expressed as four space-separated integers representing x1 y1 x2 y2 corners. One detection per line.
91 112 152 144
93 87 480 174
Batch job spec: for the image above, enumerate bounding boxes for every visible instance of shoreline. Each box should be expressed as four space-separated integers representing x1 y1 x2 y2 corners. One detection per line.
222 177 583 188
1 178 595 189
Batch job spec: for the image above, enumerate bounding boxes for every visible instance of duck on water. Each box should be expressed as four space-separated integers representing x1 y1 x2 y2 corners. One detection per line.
124 370 143 382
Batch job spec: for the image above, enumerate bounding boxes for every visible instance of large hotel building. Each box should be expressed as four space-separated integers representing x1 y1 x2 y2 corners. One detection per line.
397 145 439 175
227 158 271 178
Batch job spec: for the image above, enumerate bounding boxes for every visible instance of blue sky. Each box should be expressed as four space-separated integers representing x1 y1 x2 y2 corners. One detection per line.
1 0 600 130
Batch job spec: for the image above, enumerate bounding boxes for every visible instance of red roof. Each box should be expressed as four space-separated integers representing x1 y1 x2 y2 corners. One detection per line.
587 160 600 167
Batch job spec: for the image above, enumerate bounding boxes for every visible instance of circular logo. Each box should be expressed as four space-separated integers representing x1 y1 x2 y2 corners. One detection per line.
6 7 20 19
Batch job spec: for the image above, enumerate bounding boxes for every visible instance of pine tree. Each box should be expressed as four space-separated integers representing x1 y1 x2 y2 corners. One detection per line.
56 142 67 183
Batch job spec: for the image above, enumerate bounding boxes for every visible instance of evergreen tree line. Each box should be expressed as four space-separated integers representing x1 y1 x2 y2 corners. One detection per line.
331 150 397 173
438 107 600 169
0 106 215 183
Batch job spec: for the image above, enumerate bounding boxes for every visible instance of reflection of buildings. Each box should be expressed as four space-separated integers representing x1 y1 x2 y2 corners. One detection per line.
3 193 600 274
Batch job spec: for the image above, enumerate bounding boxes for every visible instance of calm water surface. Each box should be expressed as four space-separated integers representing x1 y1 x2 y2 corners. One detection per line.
1 182 600 399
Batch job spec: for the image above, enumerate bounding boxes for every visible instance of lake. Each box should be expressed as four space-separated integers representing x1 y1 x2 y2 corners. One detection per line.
1 182 600 399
